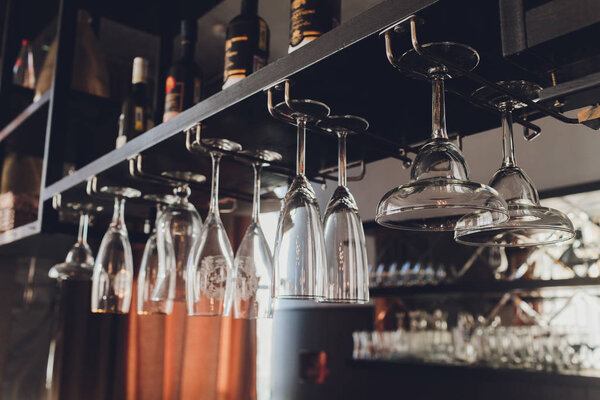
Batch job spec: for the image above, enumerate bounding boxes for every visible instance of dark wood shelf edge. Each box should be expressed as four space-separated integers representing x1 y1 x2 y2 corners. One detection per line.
369 277 600 297
0 91 51 143
41 0 438 202
348 359 600 387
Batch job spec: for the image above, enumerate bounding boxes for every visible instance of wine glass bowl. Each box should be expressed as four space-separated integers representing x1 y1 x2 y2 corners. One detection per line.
455 81 574 247
49 202 103 281
137 194 178 315
154 185 202 303
91 186 140 314
234 149 282 319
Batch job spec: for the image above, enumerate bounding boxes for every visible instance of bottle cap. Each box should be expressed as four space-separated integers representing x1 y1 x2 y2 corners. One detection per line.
132 57 149 84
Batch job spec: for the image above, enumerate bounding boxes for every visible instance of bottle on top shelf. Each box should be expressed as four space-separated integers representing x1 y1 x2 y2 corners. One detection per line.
163 19 202 122
222 0 270 89
116 57 154 148
13 39 36 89
288 0 341 53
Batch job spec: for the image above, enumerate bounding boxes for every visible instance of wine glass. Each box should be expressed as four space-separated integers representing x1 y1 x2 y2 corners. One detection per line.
49 203 102 281
187 138 242 316
234 149 282 319
318 115 369 303
271 98 330 300
454 81 575 246
91 186 141 314
137 194 177 315
153 184 203 304
376 42 508 230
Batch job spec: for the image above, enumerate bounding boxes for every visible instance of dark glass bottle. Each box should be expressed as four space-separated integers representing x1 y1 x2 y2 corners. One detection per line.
288 0 341 53
117 57 153 148
222 0 270 89
163 20 202 122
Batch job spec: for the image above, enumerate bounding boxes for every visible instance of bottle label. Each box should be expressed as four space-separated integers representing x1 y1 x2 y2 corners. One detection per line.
289 0 340 48
223 19 269 86
134 106 144 131
164 76 184 120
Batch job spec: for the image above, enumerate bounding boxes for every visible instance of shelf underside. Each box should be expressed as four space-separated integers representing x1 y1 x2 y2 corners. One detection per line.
1 0 596 242
369 277 600 298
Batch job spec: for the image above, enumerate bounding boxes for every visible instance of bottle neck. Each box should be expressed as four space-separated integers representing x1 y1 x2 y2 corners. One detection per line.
181 40 193 60
431 76 448 140
241 0 258 15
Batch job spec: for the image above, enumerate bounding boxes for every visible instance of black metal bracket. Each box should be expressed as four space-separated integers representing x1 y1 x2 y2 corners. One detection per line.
381 15 584 142
266 79 415 168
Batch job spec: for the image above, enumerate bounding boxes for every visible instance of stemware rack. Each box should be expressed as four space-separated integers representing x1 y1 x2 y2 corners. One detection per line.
1 0 600 252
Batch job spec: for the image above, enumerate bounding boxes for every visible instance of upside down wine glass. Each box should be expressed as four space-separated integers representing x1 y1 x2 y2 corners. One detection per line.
272 99 330 300
187 138 242 316
454 81 574 246
91 186 141 313
49 203 102 281
153 184 203 304
234 149 282 319
137 194 177 315
376 42 508 230
318 115 369 303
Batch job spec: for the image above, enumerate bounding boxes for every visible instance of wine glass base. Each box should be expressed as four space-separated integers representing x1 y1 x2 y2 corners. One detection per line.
317 115 369 135
472 80 542 110
99 186 142 199
201 138 243 153
272 99 330 126
399 41 480 78
240 149 283 164
161 170 207 184
142 194 178 205
455 204 575 247
64 202 104 214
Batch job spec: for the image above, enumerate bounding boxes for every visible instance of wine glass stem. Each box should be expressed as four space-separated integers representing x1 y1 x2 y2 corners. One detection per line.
431 76 448 140
251 164 262 223
209 152 222 217
77 212 89 244
501 110 517 168
296 117 306 176
111 197 126 230
338 132 347 187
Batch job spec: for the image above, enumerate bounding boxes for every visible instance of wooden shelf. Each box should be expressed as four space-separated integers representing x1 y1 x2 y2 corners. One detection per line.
369 277 600 298
348 359 600 387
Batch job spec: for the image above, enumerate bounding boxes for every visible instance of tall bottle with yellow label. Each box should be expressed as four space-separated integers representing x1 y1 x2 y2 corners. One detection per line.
163 20 202 122
288 0 341 53
223 0 270 89
116 57 153 148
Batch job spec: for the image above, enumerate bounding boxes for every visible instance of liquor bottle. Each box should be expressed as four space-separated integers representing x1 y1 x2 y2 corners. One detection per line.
222 0 270 89
116 57 153 148
13 39 35 89
163 20 202 122
288 0 341 53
